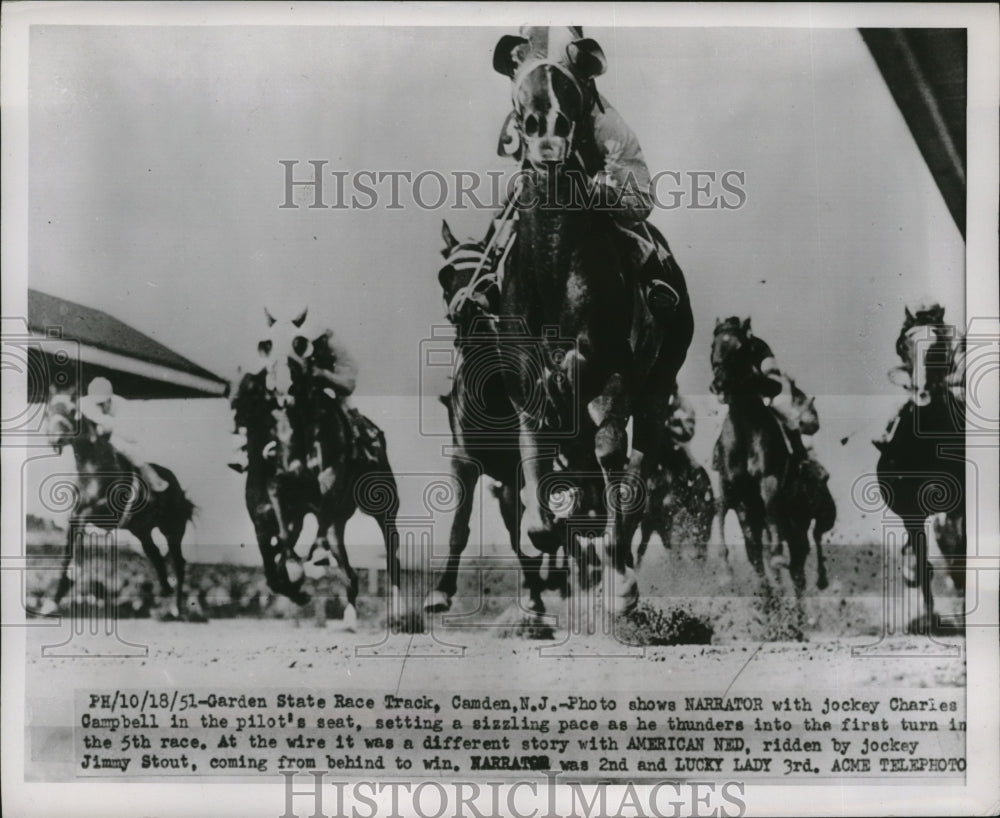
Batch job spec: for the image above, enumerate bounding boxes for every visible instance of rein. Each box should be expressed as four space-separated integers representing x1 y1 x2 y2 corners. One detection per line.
447 183 521 318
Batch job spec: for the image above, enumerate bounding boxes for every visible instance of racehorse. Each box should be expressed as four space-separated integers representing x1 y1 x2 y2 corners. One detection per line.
42 390 200 620
425 223 601 618
636 399 715 569
231 366 313 606
768 373 833 591
422 223 534 613
233 310 402 626
493 33 692 618
874 312 965 630
710 318 812 616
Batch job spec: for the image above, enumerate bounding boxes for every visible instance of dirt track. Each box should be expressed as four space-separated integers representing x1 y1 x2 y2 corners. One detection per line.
24 540 966 783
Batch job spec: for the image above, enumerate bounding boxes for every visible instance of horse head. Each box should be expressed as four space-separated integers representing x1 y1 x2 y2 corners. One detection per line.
258 305 313 405
894 319 955 408
494 27 605 172
438 221 500 332
44 388 79 453
710 316 752 399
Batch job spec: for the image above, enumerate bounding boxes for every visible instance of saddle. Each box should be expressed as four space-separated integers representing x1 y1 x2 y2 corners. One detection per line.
346 407 386 467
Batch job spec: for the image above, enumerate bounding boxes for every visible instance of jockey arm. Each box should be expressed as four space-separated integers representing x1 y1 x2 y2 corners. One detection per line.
586 100 654 226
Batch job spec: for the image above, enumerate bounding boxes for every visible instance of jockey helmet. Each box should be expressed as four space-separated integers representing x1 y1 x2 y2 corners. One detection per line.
905 298 945 324
86 377 114 401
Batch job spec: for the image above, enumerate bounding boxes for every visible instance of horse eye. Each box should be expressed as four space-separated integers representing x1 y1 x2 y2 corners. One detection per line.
292 337 310 357
523 114 539 137
258 340 273 357
554 113 571 138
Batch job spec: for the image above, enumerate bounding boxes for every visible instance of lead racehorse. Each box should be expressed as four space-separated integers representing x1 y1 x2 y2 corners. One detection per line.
492 34 692 618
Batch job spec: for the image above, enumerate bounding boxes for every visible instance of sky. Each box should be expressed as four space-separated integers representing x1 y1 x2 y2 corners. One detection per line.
24 25 966 562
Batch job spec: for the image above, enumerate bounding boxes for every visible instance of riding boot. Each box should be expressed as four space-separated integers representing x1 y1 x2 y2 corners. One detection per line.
639 253 682 321
139 462 169 493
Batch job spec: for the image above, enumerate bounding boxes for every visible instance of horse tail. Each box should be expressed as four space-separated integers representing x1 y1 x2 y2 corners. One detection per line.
177 488 198 526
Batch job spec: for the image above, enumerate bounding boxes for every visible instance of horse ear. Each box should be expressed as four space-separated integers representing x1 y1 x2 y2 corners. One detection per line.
567 38 607 79
264 307 277 328
714 317 722 329
741 317 752 334
493 35 529 77
441 220 459 255
291 307 308 328
904 306 914 323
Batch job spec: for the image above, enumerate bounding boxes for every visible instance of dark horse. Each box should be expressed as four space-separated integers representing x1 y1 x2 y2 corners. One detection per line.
492 34 693 617
423 223 599 617
232 311 401 626
714 361 833 591
874 311 965 631
710 318 813 618
422 223 531 613
43 390 199 620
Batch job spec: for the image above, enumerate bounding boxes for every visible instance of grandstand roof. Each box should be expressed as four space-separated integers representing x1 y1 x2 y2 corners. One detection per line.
27 289 229 400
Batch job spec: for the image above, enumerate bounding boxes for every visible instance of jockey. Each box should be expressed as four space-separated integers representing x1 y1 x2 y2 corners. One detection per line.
723 318 814 460
228 323 380 472
492 25 685 321
79 377 169 493
659 391 702 478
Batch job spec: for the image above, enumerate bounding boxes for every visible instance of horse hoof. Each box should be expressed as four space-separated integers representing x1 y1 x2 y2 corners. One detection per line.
309 547 332 568
38 599 58 616
769 554 789 571
342 604 358 632
285 557 305 585
901 550 920 588
423 590 452 613
816 575 829 591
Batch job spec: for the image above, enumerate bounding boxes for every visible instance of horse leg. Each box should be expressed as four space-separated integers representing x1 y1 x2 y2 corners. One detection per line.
328 517 360 631
497 482 545 614
373 499 402 622
760 474 786 570
904 520 935 633
636 516 653 571
134 528 172 599
45 517 83 614
715 493 735 585
693 468 715 562
786 525 811 635
166 532 189 620
517 421 558 555
595 414 638 615
424 458 477 613
812 521 830 591
736 497 767 584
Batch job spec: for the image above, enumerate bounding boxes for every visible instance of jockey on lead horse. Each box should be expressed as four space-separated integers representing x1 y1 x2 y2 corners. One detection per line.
487 26 690 332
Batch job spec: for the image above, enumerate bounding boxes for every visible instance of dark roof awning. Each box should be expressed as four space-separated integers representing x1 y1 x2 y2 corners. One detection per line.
861 28 967 239
27 289 229 400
